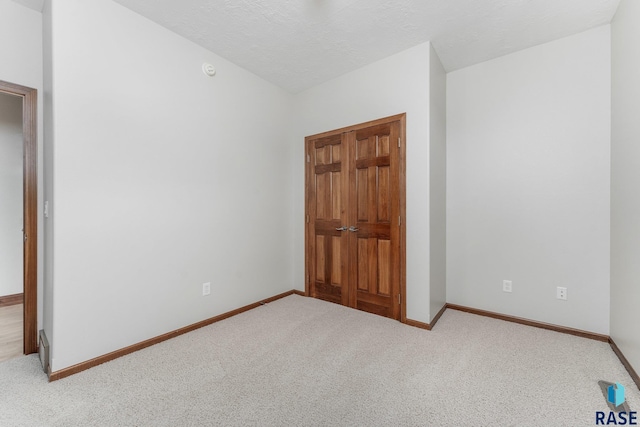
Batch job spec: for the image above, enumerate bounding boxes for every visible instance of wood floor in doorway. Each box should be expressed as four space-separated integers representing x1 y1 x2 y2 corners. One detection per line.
0 304 23 363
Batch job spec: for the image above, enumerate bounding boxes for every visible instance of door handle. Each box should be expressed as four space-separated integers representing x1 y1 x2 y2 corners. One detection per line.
335 226 348 231
348 226 359 232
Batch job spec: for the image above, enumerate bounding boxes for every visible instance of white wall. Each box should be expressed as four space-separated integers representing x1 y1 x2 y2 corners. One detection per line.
611 0 640 377
0 0 44 329
42 0 53 347
447 26 611 334
46 0 294 371
429 45 447 320
0 92 23 296
292 42 433 323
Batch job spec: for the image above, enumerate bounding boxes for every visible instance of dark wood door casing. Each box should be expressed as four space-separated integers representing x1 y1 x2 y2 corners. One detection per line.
305 114 406 322
0 80 38 355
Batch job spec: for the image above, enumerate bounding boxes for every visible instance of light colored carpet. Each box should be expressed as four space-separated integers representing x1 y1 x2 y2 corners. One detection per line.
0 295 637 426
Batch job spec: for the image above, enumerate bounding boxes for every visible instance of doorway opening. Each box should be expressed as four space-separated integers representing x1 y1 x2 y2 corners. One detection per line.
0 80 38 360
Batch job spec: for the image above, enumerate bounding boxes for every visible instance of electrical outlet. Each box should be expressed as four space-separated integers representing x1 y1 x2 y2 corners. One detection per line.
503 280 512 293
202 282 211 296
557 287 567 300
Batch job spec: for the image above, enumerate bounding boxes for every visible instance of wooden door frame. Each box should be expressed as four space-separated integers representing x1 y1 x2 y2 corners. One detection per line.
304 113 407 323
0 80 38 354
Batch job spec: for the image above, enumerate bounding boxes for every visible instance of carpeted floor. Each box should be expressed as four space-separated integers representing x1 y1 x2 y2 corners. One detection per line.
0 295 637 426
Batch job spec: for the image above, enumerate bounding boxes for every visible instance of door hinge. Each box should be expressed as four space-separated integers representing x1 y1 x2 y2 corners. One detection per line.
398 137 401 148
307 153 310 163
306 215 310 223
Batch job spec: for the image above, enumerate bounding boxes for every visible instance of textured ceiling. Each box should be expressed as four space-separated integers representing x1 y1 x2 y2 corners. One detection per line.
113 0 620 93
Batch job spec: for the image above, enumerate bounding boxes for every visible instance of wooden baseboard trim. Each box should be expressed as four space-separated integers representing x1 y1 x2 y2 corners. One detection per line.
405 318 431 330
405 304 447 331
609 338 640 391
48 290 297 382
292 290 306 296
430 304 447 329
445 303 609 342
0 293 23 308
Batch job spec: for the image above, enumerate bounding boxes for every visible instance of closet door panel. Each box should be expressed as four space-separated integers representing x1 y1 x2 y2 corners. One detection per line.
306 134 349 306
348 122 401 320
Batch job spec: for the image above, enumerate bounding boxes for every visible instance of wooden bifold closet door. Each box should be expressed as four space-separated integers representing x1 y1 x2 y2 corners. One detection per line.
305 114 406 321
